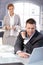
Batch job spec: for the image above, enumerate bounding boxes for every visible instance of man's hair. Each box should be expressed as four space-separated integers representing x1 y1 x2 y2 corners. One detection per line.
26 18 36 25
7 3 14 9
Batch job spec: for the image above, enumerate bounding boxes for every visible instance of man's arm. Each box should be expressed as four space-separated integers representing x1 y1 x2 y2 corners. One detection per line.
14 32 30 58
14 32 24 53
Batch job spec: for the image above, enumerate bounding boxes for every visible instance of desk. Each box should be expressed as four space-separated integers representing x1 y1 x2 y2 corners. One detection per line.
0 45 43 65
0 29 4 45
0 52 43 65
0 45 14 53
0 31 4 37
0 45 29 65
0 29 5 37
0 53 29 65
0 45 28 65
0 29 5 32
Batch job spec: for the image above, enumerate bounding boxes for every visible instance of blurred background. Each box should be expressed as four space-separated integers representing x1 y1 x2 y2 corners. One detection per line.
0 0 43 45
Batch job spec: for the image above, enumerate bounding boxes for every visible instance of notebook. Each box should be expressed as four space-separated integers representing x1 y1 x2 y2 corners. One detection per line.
29 47 43 64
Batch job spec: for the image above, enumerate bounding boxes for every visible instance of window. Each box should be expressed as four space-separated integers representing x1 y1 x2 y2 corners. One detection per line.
14 2 40 31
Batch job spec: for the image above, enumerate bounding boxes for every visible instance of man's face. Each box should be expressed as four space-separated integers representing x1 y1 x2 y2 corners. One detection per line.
8 6 14 15
25 23 36 37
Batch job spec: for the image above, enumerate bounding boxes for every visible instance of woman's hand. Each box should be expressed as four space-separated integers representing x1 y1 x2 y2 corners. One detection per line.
5 25 11 30
12 26 16 30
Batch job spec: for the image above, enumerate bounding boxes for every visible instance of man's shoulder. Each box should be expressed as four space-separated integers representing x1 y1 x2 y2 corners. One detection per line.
35 30 43 39
39 33 43 38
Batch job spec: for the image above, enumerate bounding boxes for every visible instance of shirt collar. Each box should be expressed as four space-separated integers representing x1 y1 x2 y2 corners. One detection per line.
26 31 35 39
9 13 15 17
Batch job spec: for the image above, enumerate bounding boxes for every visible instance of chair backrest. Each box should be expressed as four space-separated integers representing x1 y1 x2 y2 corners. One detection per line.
0 32 4 37
0 32 4 45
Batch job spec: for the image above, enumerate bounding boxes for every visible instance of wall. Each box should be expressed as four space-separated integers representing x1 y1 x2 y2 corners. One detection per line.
0 0 42 20
40 5 43 31
0 0 14 20
0 0 5 20
0 0 43 31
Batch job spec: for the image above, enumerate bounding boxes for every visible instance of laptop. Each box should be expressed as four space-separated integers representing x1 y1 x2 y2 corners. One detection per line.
29 47 43 64
0 20 3 28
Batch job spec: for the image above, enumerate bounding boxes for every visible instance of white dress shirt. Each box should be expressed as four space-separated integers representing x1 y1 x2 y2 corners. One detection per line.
9 14 15 36
23 33 34 45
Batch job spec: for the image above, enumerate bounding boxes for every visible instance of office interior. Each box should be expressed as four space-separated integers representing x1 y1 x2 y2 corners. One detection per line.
0 0 43 44
0 0 43 65
0 0 43 46
0 0 43 30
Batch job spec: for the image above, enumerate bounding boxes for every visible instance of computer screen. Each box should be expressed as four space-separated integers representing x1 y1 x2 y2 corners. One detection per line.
0 20 3 28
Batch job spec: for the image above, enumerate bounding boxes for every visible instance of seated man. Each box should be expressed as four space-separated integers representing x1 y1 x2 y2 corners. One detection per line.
14 18 43 58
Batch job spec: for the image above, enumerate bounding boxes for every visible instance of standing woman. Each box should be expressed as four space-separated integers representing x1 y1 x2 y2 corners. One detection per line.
3 3 21 46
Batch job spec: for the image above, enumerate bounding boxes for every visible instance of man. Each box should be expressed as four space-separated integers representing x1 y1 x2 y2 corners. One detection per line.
3 3 21 46
14 18 43 58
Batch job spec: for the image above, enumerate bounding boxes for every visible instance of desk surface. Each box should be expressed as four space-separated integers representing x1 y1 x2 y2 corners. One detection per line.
0 53 43 65
0 29 5 32
0 45 29 65
0 45 43 65
0 53 29 65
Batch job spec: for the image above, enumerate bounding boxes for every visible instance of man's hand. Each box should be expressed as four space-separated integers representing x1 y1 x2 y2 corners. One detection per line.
21 31 26 39
17 51 30 58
